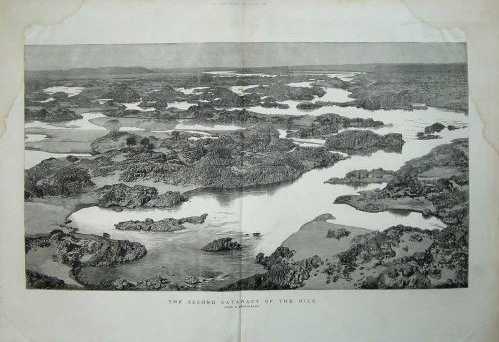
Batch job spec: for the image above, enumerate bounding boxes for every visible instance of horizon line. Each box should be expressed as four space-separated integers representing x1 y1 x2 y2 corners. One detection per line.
26 62 468 73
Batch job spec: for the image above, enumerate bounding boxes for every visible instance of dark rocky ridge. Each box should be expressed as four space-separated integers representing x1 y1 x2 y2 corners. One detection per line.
25 107 82 122
85 125 347 190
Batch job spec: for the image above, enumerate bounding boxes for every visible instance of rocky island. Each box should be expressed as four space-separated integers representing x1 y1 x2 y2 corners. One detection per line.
115 214 208 232
325 130 405 154
325 168 396 186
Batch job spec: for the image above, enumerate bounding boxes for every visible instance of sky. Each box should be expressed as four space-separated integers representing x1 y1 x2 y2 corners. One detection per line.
25 42 467 71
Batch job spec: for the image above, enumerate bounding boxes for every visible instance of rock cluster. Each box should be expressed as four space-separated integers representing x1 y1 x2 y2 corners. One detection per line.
201 237 241 252
322 224 467 288
325 130 405 154
326 228 351 239
104 83 141 102
416 122 446 140
224 247 323 290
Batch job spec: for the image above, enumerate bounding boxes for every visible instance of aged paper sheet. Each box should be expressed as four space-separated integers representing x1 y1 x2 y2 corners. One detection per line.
1 0 498 341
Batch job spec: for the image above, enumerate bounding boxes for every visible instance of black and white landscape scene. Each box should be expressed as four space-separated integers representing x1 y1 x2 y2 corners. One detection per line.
24 43 469 290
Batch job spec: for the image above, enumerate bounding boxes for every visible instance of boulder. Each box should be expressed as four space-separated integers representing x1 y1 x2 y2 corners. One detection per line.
424 122 446 134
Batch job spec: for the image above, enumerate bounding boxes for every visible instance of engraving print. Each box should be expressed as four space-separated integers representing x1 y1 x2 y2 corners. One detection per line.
24 43 469 290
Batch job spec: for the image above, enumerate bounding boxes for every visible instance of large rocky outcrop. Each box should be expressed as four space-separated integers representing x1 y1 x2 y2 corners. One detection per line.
25 158 94 198
27 229 147 269
325 130 404 154
334 138 469 226
96 183 186 209
97 183 158 208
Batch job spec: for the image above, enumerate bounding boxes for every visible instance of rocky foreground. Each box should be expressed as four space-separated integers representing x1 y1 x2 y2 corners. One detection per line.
26 228 147 289
224 139 468 290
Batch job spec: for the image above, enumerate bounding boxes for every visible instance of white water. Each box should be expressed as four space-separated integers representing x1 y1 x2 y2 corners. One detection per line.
287 81 314 87
25 134 48 143
95 98 112 104
328 72 363 81
174 122 243 131
43 86 84 97
168 101 195 110
176 87 209 95
204 70 277 78
230 85 260 95
120 126 145 131
122 101 156 112
37 97 55 103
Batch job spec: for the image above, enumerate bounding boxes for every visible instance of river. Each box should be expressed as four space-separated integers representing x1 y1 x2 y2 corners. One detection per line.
25 72 468 288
